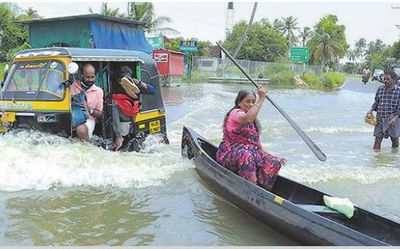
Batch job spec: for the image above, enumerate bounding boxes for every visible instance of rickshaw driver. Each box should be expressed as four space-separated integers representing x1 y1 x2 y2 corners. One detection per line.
71 64 104 140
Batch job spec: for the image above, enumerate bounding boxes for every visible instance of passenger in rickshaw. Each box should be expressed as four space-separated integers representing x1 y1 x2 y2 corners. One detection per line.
111 65 156 151
71 63 104 140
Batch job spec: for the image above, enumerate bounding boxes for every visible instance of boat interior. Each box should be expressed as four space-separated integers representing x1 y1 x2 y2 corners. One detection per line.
195 136 400 245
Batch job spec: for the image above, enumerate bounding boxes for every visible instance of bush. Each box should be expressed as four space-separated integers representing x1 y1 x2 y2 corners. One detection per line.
264 64 295 86
301 72 320 88
321 72 346 90
5 42 30 61
269 70 295 86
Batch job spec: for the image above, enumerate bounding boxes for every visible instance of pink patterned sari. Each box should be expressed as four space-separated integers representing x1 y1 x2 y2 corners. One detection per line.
216 121 285 190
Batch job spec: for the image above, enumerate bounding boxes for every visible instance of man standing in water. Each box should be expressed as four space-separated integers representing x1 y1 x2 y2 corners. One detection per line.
367 70 400 150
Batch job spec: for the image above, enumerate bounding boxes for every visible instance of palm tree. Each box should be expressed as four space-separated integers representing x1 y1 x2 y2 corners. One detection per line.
89 3 124 18
275 16 299 47
346 49 356 62
127 2 178 35
298 26 311 47
309 30 346 68
354 38 366 60
355 38 366 53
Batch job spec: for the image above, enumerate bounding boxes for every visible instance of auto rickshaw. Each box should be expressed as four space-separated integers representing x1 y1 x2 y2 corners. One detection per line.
0 47 168 151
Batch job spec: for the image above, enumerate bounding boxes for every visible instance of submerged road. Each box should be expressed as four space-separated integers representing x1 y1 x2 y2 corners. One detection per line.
0 78 399 246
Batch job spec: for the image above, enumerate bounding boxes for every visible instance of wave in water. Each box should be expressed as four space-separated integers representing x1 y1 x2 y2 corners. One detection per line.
0 130 193 192
283 162 400 185
305 126 373 134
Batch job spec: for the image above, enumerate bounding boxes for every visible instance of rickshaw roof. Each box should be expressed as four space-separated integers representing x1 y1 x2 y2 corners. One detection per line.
14 47 145 63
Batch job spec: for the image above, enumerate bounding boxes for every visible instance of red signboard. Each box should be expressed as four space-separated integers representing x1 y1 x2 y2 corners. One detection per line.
153 53 168 62
153 49 185 76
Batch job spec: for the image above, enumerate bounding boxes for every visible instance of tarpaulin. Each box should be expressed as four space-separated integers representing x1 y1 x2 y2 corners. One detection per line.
29 20 91 48
90 20 152 54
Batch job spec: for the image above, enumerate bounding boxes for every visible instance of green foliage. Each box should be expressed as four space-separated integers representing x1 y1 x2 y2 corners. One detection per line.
263 64 294 85
300 71 345 90
89 3 124 17
307 14 348 68
341 62 357 74
224 20 288 62
6 42 30 61
164 37 180 51
164 37 212 56
0 3 31 59
389 40 400 62
128 2 177 34
0 62 4 80
273 16 299 47
321 72 346 90
369 53 385 70
301 72 320 88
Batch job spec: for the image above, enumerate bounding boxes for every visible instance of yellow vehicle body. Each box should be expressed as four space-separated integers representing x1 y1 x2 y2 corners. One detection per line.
0 47 168 151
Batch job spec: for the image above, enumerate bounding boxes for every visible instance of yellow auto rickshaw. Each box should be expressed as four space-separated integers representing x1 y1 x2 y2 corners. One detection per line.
0 47 168 151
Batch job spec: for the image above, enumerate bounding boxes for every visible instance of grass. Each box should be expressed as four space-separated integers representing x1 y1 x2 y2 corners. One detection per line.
0 63 4 80
182 70 347 91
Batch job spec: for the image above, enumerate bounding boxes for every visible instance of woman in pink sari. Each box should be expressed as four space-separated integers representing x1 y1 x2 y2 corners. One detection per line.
216 86 286 190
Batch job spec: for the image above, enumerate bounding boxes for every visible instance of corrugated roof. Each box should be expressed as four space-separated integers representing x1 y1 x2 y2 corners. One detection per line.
17 14 147 28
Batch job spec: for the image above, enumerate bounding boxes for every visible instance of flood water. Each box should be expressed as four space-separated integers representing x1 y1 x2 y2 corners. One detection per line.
0 78 399 245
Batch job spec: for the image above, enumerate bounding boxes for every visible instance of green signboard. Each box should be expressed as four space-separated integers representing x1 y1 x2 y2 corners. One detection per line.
146 34 164 49
179 40 198 52
290 47 309 62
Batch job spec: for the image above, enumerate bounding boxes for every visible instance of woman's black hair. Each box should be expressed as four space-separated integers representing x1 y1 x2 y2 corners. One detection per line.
223 90 261 132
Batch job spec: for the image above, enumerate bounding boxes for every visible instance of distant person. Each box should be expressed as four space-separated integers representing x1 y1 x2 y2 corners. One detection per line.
71 64 104 140
366 70 400 150
111 65 156 151
216 87 286 190
362 66 371 84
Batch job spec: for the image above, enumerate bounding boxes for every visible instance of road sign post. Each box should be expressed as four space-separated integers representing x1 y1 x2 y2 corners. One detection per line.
290 47 309 75
180 40 198 79
289 47 309 63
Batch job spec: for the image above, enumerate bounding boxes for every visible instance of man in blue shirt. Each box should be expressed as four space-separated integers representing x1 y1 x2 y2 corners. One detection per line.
367 70 400 150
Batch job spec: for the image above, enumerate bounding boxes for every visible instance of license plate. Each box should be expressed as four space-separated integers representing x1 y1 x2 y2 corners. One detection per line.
0 112 16 122
149 120 161 133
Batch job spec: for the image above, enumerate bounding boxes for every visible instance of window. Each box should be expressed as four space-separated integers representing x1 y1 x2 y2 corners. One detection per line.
1 60 66 101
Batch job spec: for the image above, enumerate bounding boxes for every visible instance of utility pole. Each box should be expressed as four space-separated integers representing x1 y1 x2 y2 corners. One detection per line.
233 2 257 58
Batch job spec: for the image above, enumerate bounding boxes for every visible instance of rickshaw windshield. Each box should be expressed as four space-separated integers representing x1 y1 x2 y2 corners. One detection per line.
1 60 65 101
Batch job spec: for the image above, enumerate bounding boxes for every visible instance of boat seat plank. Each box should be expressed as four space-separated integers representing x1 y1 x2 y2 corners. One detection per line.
298 204 338 213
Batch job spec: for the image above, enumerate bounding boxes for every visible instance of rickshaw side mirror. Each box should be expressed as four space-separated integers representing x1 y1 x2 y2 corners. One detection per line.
63 62 79 87
67 62 79 75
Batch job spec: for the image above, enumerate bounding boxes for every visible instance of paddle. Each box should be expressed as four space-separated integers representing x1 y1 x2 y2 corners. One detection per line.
217 42 327 161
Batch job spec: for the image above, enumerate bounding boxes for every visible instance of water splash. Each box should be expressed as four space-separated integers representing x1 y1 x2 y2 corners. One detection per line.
0 130 192 192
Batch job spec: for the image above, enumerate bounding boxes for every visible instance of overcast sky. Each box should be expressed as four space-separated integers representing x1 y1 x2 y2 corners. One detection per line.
11 1 400 48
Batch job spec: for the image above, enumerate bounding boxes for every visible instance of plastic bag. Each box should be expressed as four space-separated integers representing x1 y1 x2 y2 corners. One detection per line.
323 195 354 218
364 113 377 126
